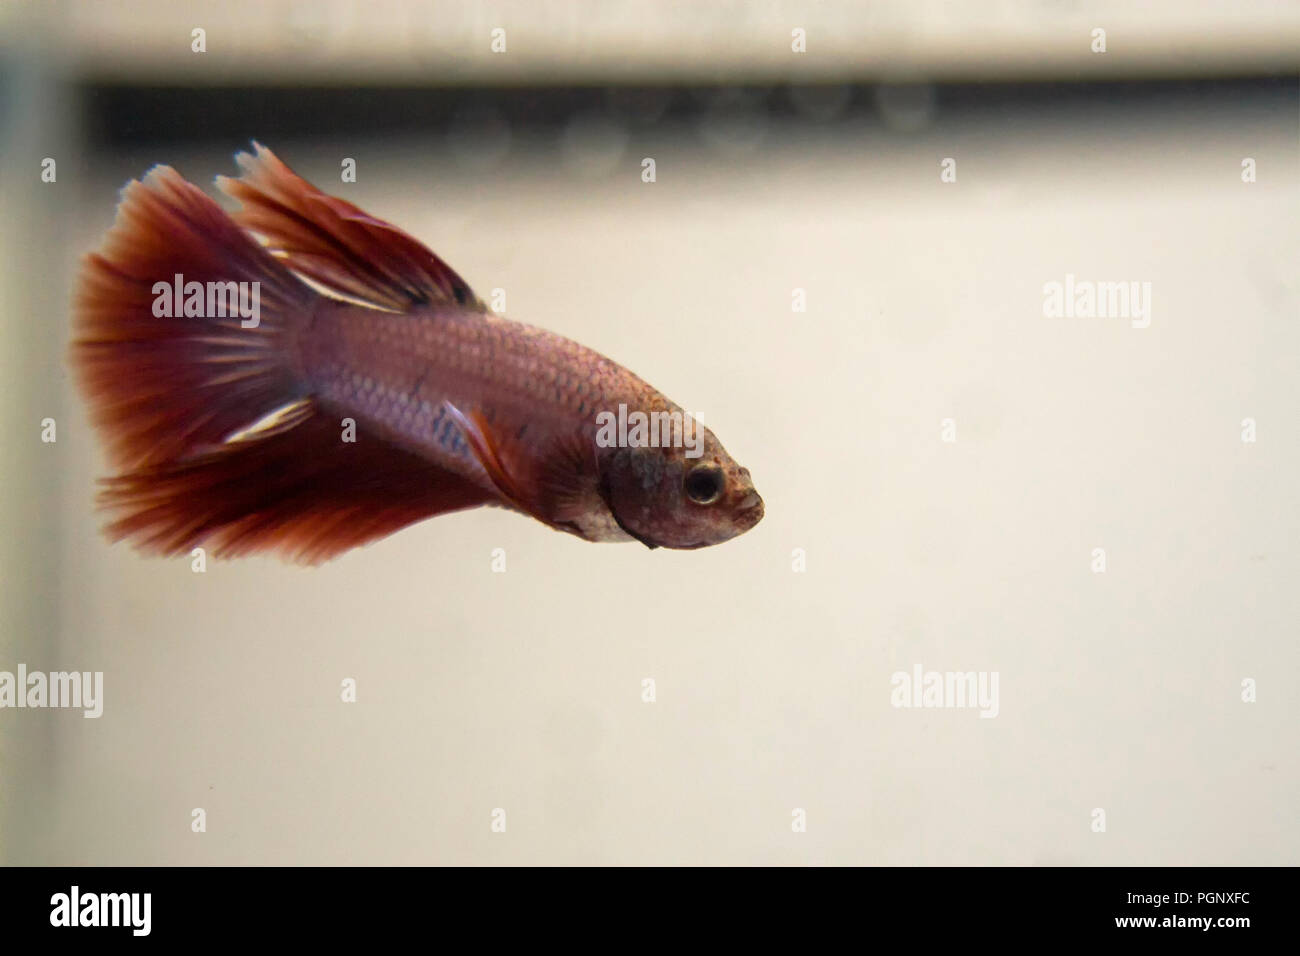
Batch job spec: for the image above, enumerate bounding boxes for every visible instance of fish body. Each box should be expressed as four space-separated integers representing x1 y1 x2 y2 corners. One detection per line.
72 145 762 562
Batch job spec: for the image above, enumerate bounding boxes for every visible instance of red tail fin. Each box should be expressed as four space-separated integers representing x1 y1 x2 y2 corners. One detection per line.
72 151 495 563
97 413 490 564
73 165 313 470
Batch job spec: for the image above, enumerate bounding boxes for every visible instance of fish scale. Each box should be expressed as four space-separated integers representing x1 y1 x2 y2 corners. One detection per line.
296 299 663 483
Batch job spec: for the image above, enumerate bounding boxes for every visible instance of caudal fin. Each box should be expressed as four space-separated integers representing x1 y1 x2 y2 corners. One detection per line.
73 165 313 471
72 149 495 563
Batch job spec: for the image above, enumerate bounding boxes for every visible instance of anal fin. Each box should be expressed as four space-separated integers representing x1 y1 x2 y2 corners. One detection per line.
100 403 496 564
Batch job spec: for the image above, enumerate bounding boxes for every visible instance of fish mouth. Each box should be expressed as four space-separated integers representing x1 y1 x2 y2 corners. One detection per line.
670 496 764 549
679 494 761 548
735 490 764 530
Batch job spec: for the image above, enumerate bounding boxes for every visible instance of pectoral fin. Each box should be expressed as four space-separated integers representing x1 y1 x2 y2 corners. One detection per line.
442 402 535 514
444 401 599 536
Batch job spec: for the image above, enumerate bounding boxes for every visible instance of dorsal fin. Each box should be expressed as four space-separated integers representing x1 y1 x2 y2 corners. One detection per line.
217 142 482 312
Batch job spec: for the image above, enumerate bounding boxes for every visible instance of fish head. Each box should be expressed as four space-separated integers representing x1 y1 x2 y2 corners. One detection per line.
599 425 763 550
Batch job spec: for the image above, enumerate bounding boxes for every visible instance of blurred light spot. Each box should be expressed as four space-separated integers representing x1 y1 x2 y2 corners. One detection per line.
448 108 511 171
873 83 936 132
604 87 673 126
697 88 769 156
561 112 629 178
694 86 769 111
788 84 854 122
280 1 332 48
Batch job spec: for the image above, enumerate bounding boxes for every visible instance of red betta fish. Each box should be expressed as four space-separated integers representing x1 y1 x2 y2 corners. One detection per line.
71 144 763 563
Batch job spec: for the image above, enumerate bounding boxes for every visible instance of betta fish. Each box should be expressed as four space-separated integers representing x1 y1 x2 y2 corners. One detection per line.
71 144 763 563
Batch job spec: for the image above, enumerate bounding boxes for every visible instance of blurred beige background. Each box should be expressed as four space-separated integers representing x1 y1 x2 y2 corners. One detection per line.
27 0 1300 83
1 1 1297 865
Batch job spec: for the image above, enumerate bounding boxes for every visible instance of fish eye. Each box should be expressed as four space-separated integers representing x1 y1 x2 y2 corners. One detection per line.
683 464 725 505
